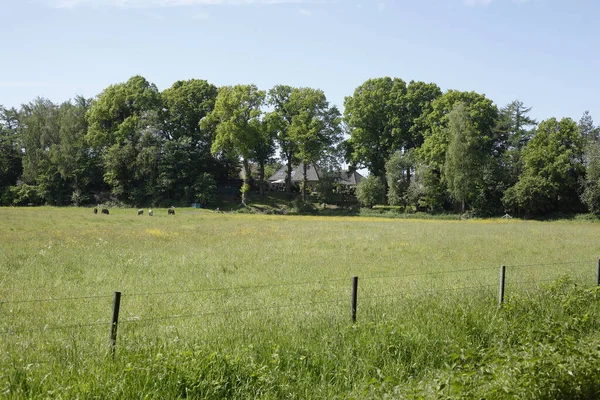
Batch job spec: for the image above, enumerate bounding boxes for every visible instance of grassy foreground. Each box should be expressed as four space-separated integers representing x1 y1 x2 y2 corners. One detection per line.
1 207 600 398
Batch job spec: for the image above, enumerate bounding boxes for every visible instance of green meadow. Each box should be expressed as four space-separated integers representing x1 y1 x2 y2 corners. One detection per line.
2 207 600 398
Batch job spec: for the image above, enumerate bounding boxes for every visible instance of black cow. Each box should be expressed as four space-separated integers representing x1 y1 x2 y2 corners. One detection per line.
101 209 109 215
168 209 175 215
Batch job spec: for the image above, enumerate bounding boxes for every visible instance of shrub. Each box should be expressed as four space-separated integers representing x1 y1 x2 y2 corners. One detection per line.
356 175 386 208
193 173 217 206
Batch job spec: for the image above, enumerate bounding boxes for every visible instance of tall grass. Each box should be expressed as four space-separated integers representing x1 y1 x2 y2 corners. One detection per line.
1 207 600 398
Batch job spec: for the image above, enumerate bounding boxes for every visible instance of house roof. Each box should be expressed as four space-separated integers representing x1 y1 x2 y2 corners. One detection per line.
337 170 364 186
267 163 365 186
268 163 321 183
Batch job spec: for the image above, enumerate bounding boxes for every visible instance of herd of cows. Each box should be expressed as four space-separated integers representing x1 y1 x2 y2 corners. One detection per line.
93 207 176 216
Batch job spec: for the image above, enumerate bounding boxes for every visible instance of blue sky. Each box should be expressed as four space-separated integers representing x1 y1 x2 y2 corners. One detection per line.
2 0 599 124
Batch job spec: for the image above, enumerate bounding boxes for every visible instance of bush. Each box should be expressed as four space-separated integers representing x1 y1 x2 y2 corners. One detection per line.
291 197 316 213
193 173 217 207
356 175 386 208
9 183 44 206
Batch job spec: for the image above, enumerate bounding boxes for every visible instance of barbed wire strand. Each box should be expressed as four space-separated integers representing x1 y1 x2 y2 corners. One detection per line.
505 260 596 269
1 321 107 336
121 298 348 325
2 260 596 303
0 294 114 305
361 266 499 281
124 278 348 298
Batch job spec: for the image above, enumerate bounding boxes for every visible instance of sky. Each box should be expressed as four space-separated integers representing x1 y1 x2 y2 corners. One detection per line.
1 0 599 124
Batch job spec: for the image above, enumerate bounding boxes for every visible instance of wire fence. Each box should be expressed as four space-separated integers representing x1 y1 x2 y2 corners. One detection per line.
1 259 598 359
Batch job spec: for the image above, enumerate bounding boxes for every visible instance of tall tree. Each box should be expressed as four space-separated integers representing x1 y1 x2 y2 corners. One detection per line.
581 141 600 214
86 75 162 204
159 79 219 204
385 149 415 208
343 77 408 179
443 103 485 212
287 88 342 200
578 111 600 143
417 90 499 211
203 84 266 205
0 106 23 202
499 100 538 150
253 117 277 196
503 118 585 215
19 98 67 204
267 85 299 194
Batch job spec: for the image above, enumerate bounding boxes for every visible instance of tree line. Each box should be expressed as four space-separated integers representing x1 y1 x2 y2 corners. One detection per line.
1 75 599 216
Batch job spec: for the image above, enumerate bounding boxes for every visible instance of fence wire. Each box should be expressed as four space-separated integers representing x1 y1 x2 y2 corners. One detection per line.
1 259 597 337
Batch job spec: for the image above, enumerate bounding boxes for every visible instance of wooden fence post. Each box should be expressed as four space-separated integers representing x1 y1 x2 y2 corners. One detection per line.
110 291 121 358
351 276 358 323
596 259 600 286
498 266 506 308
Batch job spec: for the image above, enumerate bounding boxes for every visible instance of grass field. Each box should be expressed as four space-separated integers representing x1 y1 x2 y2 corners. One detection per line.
2 207 600 398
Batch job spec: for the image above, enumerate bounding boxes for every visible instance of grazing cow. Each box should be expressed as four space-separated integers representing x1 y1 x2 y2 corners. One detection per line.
138 209 143 216
101 208 109 215
148 210 153 216
168 209 175 215
93 208 98 214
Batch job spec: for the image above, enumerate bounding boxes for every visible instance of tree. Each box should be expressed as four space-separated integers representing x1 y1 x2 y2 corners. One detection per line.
86 75 162 204
578 111 600 143
495 100 538 187
0 106 23 203
417 90 499 211
581 142 600 214
287 88 342 201
443 103 485 212
385 149 415 207
499 100 538 151
343 77 409 179
267 85 300 194
203 84 266 205
253 117 277 196
356 175 386 208
18 98 66 204
159 79 219 205
503 118 585 215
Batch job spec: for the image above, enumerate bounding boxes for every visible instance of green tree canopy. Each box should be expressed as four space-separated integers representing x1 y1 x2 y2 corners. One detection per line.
203 84 266 205
287 87 342 200
343 77 409 178
86 75 163 204
504 118 585 215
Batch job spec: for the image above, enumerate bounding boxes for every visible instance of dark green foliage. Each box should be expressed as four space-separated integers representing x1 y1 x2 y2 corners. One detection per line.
193 172 217 206
0 106 23 202
344 77 441 179
504 118 585 215
315 171 336 204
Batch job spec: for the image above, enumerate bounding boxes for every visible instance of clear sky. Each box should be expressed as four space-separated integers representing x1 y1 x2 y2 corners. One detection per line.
1 0 599 124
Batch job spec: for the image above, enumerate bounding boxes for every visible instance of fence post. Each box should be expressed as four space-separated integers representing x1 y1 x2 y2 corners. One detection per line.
596 259 600 286
498 266 506 308
110 291 121 358
351 276 358 323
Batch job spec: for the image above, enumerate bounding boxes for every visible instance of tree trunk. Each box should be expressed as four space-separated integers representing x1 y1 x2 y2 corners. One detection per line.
286 158 293 195
302 163 308 201
242 158 250 206
259 162 265 196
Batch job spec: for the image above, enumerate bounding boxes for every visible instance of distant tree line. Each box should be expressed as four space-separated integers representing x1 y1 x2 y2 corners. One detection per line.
1 75 599 216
